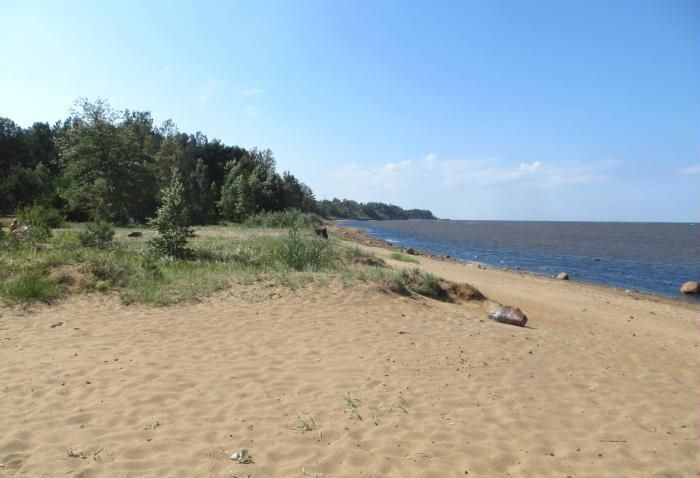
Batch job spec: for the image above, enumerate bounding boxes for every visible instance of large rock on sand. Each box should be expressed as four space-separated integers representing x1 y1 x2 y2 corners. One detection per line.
680 281 700 294
556 272 569 280
488 305 528 327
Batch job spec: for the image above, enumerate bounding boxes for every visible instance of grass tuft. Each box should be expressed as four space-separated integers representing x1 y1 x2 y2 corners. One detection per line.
390 251 419 263
291 416 318 433
1 270 61 303
344 392 362 420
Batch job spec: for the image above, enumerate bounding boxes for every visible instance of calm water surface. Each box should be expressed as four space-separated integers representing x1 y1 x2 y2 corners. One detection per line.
340 219 700 301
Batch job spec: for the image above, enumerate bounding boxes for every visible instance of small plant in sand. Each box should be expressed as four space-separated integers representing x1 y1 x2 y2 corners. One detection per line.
390 251 419 263
347 245 386 267
344 392 362 420
393 397 409 414
291 415 318 433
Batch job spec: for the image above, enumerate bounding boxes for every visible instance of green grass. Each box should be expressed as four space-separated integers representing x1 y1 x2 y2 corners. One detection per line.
344 392 362 420
1 270 61 303
389 251 419 263
0 222 391 306
291 416 318 433
242 210 323 229
388 268 449 302
1 222 478 307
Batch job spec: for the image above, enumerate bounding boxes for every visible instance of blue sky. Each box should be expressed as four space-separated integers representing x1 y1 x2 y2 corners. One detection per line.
2 0 699 221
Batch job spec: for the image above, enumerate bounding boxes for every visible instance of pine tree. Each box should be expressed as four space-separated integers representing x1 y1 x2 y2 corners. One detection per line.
147 173 193 258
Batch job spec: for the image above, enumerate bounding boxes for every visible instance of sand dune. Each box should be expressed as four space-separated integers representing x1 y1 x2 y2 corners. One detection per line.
1 243 698 477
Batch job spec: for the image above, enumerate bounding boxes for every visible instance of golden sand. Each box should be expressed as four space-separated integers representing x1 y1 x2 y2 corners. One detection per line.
1 239 698 477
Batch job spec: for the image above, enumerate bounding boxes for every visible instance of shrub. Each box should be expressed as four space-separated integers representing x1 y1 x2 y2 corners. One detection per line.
1 271 61 303
277 226 332 271
28 223 52 240
390 251 419 263
78 221 115 248
141 254 164 280
86 258 130 287
148 175 194 258
243 210 323 229
0 229 21 250
16 204 64 228
389 268 449 302
347 246 386 267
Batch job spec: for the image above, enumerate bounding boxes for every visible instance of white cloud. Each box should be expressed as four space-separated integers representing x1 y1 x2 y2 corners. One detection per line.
422 153 437 170
679 163 700 175
333 154 611 198
435 156 608 187
339 160 414 194
240 87 264 97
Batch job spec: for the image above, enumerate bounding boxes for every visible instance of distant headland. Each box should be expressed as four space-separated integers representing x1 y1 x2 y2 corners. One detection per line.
316 198 436 221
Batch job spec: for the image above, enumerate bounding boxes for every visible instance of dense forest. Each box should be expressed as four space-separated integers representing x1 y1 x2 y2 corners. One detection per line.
0 99 434 224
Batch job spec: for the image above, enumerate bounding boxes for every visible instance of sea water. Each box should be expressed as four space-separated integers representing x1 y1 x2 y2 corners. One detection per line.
339 219 700 301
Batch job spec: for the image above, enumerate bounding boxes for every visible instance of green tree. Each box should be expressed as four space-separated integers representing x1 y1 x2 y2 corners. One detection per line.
58 99 156 223
147 173 193 258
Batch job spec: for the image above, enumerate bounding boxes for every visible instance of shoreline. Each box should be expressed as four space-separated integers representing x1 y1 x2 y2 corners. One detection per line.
330 221 700 310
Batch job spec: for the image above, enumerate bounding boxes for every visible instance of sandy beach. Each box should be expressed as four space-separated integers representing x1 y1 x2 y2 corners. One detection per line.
1 232 698 477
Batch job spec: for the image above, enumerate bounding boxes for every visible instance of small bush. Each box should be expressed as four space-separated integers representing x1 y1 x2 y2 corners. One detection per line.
390 252 419 263
347 246 386 267
277 226 332 271
389 268 449 302
148 175 193 258
28 223 52 240
1 271 61 303
86 259 130 287
0 228 22 250
78 221 115 248
16 204 64 228
141 254 164 280
243 210 323 229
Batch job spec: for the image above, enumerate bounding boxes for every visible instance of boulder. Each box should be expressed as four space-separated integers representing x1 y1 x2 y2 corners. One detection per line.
680 281 700 294
127 231 143 238
556 272 569 280
405 248 417 255
488 305 528 327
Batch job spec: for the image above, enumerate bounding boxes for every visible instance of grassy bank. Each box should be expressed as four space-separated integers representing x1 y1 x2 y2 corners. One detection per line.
0 222 388 306
1 212 484 307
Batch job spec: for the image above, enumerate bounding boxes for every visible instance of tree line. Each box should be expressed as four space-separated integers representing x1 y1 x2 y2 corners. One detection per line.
1 98 435 224
316 199 436 220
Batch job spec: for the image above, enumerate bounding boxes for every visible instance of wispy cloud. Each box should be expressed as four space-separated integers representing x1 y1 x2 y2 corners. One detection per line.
334 153 612 195
338 160 414 193
198 76 219 105
679 163 700 175
433 155 609 187
242 106 258 117
240 87 264 97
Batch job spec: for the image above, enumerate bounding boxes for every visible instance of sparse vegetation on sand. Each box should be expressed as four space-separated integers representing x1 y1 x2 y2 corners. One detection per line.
388 267 485 303
243 210 323 229
1 217 484 307
389 251 419 263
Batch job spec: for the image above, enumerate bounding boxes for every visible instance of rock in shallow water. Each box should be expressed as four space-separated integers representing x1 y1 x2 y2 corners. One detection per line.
556 272 569 280
680 281 700 294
